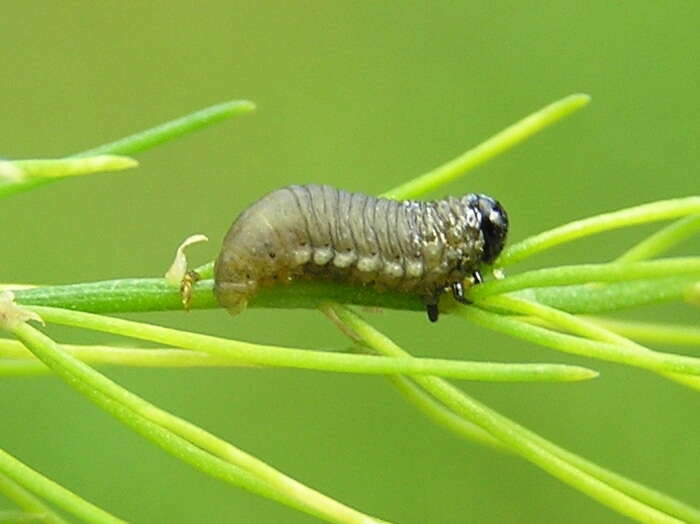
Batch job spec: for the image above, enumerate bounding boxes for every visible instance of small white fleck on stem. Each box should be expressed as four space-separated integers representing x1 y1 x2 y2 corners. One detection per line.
0 161 25 182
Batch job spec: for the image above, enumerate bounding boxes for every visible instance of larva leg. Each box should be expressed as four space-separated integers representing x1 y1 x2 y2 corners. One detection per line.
450 281 470 305
180 270 200 312
472 270 484 284
424 293 440 322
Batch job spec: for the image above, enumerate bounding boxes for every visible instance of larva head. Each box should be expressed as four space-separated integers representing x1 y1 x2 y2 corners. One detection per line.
475 194 508 264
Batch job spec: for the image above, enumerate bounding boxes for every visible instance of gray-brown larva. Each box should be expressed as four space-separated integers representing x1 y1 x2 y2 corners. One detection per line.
214 184 508 322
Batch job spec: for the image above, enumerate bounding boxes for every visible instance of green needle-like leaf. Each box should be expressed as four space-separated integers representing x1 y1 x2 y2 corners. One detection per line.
326 306 699 524
6 320 390 524
457 304 700 377
0 449 125 524
529 276 698 314
469 258 700 300
24 306 595 382
581 317 700 348
480 294 700 390
500 197 700 266
616 215 700 263
382 94 590 200
0 474 68 524
0 100 254 199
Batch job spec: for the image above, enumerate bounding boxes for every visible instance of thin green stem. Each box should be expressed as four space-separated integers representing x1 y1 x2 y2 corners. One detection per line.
77 100 255 157
435 361 700 522
385 376 508 452
500 197 700 266
469 258 700 300
581 317 700 348
0 340 252 368
382 94 590 200
527 276 698 314
328 306 698 524
0 344 395 520
0 448 124 524
9 321 389 524
0 361 49 377
0 510 49 523
616 215 700 263
482 295 700 390
25 306 596 382
0 474 67 524
13 264 699 319
14 278 216 313
0 100 254 199
2 156 137 181
456 305 700 377
12 277 422 314
193 261 215 279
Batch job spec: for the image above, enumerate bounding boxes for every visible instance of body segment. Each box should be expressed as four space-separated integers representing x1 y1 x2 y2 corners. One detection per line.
214 184 508 321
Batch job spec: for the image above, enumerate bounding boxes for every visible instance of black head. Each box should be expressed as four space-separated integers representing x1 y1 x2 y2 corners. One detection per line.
475 194 509 264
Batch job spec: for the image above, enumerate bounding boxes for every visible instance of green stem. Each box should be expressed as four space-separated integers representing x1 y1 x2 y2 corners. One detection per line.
8 156 137 179
382 94 590 200
0 155 137 197
581 317 700 348
482 295 700 390
193 261 214 279
9 322 388 524
500 197 700 266
0 448 124 524
0 474 67 524
0 340 254 368
328 306 698 524
12 277 423 314
616 215 700 263
14 278 215 313
0 100 254 199
0 361 50 377
0 510 51 523
457 305 700 377
385 376 508 452
77 100 255 157
528 276 698 314
25 306 595 382
14 262 699 319
469 258 700 300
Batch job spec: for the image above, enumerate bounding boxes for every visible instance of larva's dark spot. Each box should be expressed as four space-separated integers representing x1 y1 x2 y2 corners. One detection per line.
214 184 508 322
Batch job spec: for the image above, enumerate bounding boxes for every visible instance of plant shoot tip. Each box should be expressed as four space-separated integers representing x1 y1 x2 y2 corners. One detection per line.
0 291 44 330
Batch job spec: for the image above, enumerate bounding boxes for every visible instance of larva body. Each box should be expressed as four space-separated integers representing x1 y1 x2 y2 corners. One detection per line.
214 184 508 321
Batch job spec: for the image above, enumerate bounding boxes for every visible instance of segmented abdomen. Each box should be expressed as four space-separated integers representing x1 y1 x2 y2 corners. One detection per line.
214 184 496 315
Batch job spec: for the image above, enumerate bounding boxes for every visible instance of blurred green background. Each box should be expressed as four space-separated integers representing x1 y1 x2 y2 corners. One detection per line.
1 3 699 523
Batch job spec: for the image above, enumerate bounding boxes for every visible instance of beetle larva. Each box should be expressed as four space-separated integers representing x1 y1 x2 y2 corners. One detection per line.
214 184 508 322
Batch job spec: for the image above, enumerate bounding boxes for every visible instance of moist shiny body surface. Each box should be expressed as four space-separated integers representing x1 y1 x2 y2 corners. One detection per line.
214 184 508 321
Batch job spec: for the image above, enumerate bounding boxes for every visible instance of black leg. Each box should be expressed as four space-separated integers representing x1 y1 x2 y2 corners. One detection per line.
426 302 439 322
472 270 484 284
451 281 470 305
